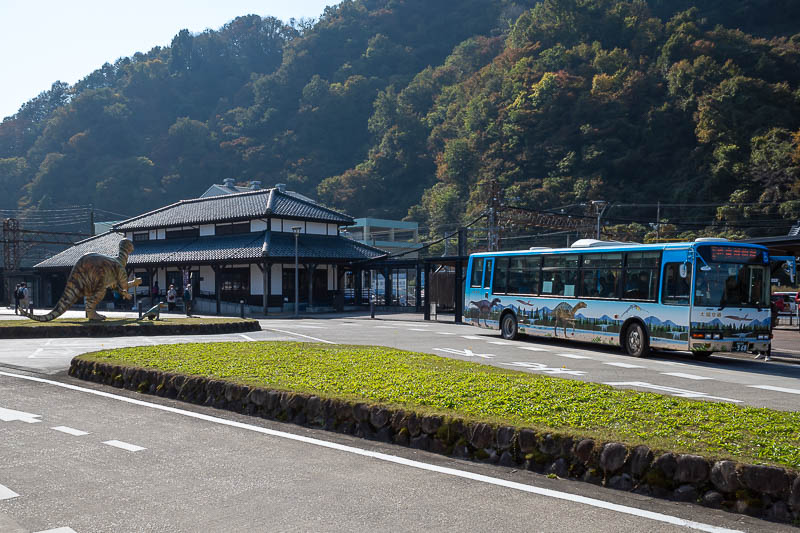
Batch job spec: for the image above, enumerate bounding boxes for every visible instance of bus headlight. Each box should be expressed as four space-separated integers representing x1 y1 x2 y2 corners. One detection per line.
705 333 712 339
713 334 721 340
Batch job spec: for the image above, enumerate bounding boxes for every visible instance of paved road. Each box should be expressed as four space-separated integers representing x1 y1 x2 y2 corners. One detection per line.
0 370 783 533
1 309 798 411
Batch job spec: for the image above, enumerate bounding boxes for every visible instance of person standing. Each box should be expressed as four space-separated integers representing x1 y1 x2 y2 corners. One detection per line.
13 283 21 315
183 283 193 317
20 282 30 313
167 284 177 312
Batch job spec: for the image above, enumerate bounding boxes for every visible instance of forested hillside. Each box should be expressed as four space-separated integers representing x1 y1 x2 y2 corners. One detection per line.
1 0 799 241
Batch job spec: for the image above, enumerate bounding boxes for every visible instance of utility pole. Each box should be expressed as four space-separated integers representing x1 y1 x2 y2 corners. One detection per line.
89 206 95 236
656 201 661 243
591 200 609 240
487 179 500 251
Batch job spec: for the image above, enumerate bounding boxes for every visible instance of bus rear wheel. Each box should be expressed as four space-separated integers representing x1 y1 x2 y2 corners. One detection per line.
624 322 649 358
693 351 712 360
501 313 518 340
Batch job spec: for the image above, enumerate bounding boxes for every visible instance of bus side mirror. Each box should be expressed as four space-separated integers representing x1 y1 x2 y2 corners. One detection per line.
679 263 688 279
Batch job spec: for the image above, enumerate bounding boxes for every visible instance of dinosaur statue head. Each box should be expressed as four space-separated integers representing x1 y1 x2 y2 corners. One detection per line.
574 301 588 312
118 238 135 264
491 297 502 307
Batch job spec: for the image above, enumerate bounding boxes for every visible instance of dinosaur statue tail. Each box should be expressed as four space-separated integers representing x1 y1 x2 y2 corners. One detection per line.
20 278 80 322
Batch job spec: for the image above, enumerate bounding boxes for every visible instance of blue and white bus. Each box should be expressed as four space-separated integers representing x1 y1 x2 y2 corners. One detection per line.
464 238 771 358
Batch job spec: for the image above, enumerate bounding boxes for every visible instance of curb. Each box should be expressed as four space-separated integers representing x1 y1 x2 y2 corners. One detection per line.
69 359 800 525
0 320 260 338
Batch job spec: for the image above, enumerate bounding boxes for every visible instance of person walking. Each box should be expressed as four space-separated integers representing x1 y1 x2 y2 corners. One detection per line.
183 283 193 317
13 283 21 315
167 284 177 312
20 282 31 314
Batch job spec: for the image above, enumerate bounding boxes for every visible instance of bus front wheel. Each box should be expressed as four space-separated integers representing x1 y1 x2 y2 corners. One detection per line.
501 313 518 340
624 323 649 358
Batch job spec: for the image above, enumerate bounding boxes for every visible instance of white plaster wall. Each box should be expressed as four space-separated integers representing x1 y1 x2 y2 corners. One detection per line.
307 221 326 235
199 266 215 294
271 264 282 295
250 264 263 295
327 224 337 235
149 229 157 240
251 219 267 232
156 228 166 240
272 218 285 232
200 224 214 236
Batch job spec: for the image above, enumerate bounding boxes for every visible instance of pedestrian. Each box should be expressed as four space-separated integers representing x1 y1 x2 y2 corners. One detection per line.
20 282 30 313
183 283 193 317
13 283 21 315
167 284 177 312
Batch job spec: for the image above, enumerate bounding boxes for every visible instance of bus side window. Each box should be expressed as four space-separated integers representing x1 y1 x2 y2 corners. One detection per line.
663 262 691 305
470 258 484 288
493 257 509 294
483 259 494 290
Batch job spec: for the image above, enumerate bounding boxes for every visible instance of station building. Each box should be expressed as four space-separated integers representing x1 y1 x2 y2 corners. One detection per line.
33 185 386 314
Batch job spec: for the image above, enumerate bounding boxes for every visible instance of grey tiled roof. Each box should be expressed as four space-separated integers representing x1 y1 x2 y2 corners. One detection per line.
114 188 353 231
34 231 386 270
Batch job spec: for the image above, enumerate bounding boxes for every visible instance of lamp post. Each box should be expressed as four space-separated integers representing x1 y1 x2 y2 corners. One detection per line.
591 200 609 240
292 226 302 318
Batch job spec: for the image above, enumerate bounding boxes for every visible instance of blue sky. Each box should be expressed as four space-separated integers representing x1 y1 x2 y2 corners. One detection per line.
0 1 339 120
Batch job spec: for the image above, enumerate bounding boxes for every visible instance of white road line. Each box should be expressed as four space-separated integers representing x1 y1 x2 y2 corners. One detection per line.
605 381 740 403
260 327 336 345
0 371 742 533
375 326 396 329
488 341 512 345
661 372 714 381
408 328 429 332
604 362 646 369
0 483 19 500
0 406 41 423
51 426 89 436
238 334 256 342
434 331 455 335
554 353 593 360
518 346 548 352
461 335 483 340
103 440 146 452
35 528 78 533
749 385 800 395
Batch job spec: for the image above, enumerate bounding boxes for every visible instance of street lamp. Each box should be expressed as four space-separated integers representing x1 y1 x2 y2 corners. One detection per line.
292 226 302 318
591 200 609 240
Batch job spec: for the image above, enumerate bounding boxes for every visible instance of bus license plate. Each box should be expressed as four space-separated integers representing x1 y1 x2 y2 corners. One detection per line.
733 342 749 352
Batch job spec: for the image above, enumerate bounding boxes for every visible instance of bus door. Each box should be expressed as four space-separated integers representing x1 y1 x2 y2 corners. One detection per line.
482 258 494 299
658 249 692 345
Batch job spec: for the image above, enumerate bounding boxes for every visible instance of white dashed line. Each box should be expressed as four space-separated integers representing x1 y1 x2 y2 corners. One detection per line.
238 334 256 341
408 328 429 332
748 385 800 395
260 327 336 345
0 483 19 500
554 353 593 360
518 346 548 352
374 326 396 329
604 362 646 369
51 426 89 436
1 371 742 533
661 372 714 381
605 381 740 403
103 440 146 452
461 335 483 340
434 331 455 335
488 341 512 345
35 528 78 533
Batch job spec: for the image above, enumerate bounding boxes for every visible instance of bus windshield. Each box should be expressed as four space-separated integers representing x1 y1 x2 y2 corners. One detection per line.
693 246 769 308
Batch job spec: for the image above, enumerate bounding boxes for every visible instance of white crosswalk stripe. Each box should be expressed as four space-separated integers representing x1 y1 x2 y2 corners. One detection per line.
554 353 593 360
604 362 646 369
103 440 146 452
0 483 19 500
51 426 89 436
661 372 714 381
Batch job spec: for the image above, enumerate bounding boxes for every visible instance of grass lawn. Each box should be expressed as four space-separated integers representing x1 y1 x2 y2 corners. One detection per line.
77 341 800 469
0 317 253 328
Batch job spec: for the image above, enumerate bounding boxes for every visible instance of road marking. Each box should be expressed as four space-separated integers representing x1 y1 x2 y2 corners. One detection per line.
0 483 19 500
0 406 41 423
0 371 741 533
103 440 146 452
748 385 800 395
238 334 256 342
488 341 512 345
434 348 494 359
434 331 455 335
554 353 593 360
461 335 483 340
501 362 586 376
518 346 548 352
29 347 74 359
604 362 646 369
51 426 89 436
605 381 740 403
35 528 78 533
375 326 396 329
408 328 429 332
260 327 336 344
661 372 714 381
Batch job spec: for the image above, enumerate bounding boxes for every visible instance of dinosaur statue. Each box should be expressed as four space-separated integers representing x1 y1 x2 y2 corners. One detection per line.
140 302 163 321
468 297 502 326
22 239 141 322
551 301 587 337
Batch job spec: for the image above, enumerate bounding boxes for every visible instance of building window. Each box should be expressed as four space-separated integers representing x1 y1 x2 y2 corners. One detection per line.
215 222 250 235
132 232 149 242
165 227 200 239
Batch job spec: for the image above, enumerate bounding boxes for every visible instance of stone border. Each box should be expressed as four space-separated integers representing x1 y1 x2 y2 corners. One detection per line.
0 320 260 338
69 359 800 524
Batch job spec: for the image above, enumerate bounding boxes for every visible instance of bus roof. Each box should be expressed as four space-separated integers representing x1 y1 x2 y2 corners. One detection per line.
469 239 769 258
